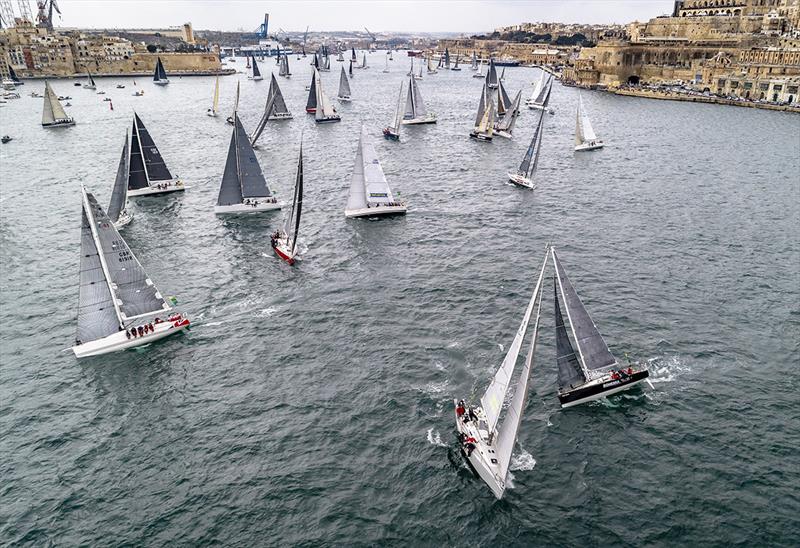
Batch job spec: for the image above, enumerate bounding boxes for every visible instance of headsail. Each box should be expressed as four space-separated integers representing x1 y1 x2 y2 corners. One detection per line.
389 80 405 133
576 94 598 145
107 133 130 223
497 79 512 116
306 71 317 111
252 56 262 78
231 80 240 120
42 81 69 125
338 66 351 98
552 248 617 375
487 59 498 87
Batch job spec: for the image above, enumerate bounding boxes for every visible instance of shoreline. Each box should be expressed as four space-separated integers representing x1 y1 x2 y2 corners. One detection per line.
17 68 237 80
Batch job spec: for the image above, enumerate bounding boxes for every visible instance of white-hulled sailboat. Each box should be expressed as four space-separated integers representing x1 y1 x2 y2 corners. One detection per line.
152 57 169 85
494 90 522 139
382 81 404 141
470 82 495 142
486 59 499 89
41 81 75 127
108 133 134 228
402 74 436 125
250 75 292 147
454 247 548 499
250 56 263 80
345 127 407 218
83 71 96 90
574 94 604 151
470 51 478 71
279 54 291 77
72 185 189 358
271 140 304 265
215 112 282 214
207 76 219 117
526 72 550 110
508 108 545 189
427 54 438 74
551 247 648 407
473 59 485 79
127 113 185 196
313 68 341 123
338 65 352 102
226 81 240 125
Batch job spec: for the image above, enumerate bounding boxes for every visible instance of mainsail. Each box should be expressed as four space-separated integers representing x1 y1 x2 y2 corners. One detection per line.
217 113 273 206
306 71 317 112
403 74 427 119
360 53 367 69
554 276 586 389
338 65 351 98
444 48 450 69
496 90 522 133
474 83 494 135
576 94 598 145
552 248 617 377
230 80 240 120
487 59 498 88
42 81 70 125
131 113 173 187
387 80 404 133
314 68 338 121
252 56 262 78
107 133 130 223
347 129 396 211
211 76 220 114
351 47 357 63
153 57 168 82
471 51 478 70
497 79 512 116
78 186 170 343
518 109 545 178
283 143 303 254
529 72 549 105
86 71 96 88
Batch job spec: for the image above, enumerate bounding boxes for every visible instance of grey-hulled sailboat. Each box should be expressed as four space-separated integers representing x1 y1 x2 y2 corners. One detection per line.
152 57 169 85
552 247 648 407
251 74 292 147
127 112 185 196
313 68 340 123
345 127 407 218
402 74 436 125
337 65 352 102
454 247 548 499
271 140 304 265
108 133 133 228
41 81 75 127
215 113 282 214
72 185 189 358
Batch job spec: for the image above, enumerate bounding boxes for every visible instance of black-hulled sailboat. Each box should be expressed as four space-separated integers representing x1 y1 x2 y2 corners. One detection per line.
345 127 407 218
271 140 304 265
127 113 185 196
152 57 169 85
552 247 649 408
215 113 282 214
108 133 133 228
72 185 189 358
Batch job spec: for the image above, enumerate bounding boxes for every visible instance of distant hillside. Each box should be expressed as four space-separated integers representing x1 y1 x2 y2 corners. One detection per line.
470 30 594 47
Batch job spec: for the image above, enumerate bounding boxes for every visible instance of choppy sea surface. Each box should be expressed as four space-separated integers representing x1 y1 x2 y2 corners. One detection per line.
1 52 799 546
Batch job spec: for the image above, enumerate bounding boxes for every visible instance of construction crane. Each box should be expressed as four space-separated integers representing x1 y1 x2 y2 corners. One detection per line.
254 13 269 39
364 27 378 50
35 0 59 31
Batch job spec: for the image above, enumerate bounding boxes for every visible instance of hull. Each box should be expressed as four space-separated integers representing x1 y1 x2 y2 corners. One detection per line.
493 130 513 139
128 180 186 197
72 316 190 358
382 128 400 140
214 199 283 214
113 210 134 229
153 80 169 86
42 119 75 128
401 116 437 125
305 107 316 113
575 141 604 152
473 73 484 79
345 204 407 218
271 234 297 265
250 76 263 81
338 95 351 102
453 401 506 499
470 131 492 142
507 172 534 189
315 116 341 123
206 110 217 117
267 113 293 120
488 84 499 90
526 102 546 110
559 369 649 408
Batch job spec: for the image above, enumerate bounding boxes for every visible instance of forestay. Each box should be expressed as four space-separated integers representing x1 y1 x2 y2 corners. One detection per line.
107 133 129 223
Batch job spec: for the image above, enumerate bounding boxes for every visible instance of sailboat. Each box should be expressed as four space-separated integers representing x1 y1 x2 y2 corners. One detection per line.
345 127 407 218
337 65 352 102
72 185 189 358
451 54 461 71
246 55 252 69
508 107 545 189
359 53 368 69
470 51 478 71
152 57 169 85
427 54 438 74
127 112 185 196
470 83 495 142
444 48 451 70
271 141 304 265
407 58 415 76
574 94 604 151
337 50 345 62
83 71 96 90
207 76 219 117
486 59 499 89
383 80 404 141
250 75 292 147
279 54 291 77
552 247 649 407
454 247 548 499
226 81 239 125
215 113 282 214
473 59 485 79
351 47 357 63
494 90 522 139
389 50 393 61
500 67 506 81
248 55 263 82
41 81 75 127
496 79 513 118
383 55 390 73
108 133 134 228
313 68 340 123
415 60 423 80
349 59 354 79
306 71 317 113
402 74 436 125
526 72 550 110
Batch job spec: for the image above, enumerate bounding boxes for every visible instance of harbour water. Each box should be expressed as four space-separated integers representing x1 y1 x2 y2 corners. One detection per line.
1 53 798 545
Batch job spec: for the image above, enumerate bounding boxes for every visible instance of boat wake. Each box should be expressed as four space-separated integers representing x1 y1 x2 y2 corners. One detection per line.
510 448 536 471
255 306 277 318
646 354 691 384
426 428 448 448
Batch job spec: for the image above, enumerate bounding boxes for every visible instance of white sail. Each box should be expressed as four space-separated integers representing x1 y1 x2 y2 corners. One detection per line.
211 77 219 114
391 80 404 132
346 132 368 211
42 81 70 125
347 128 395 212
576 94 598 145
314 69 338 121
231 81 240 120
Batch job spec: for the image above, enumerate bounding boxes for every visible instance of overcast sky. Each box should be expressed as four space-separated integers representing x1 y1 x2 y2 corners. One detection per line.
52 1 675 33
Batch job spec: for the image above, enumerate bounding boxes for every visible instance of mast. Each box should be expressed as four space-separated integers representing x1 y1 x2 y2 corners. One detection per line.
212 76 219 114
391 80 404 131
284 142 303 254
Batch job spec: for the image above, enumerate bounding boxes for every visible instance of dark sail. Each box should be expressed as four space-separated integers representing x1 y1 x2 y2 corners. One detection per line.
555 276 586 389
234 114 272 198
9 65 20 83
286 144 303 253
107 134 129 222
553 250 617 372
252 56 261 77
306 72 317 111
488 59 498 87
217 119 243 206
157 57 167 80
128 117 149 190
498 79 512 115
76 205 119 343
134 113 173 182
519 109 545 176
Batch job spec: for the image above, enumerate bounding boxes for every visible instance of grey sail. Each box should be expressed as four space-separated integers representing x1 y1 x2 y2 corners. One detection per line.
306 71 317 111
487 59 498 87
107 133 129 223
84 189 169 321
153 57 167 81
554 276 586 389
270 74 290 117
252 56 261 78
217 119 244 206
235 115 272 198
76 202 121 344
474 84 487 127
338 66 351 97
404 75 427 119
552 249 617 373
444 48 450 69
42 81 69 125
497 79 512 116
519 109 544 176
497 90 521 133
404 75 416 119
133 113 173 182
128 117 149 190
284 144 303 254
